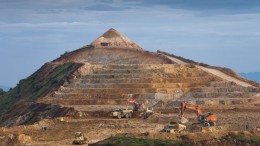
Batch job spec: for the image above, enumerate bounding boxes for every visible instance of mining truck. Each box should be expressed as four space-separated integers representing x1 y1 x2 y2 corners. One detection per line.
112 109 133 118
164 122 187 133
72 132 88 145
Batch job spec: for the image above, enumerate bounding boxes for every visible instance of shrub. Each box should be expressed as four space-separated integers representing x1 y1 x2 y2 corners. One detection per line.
251 136 260 143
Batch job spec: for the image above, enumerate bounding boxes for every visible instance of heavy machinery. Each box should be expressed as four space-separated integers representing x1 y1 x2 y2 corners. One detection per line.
127 98 145 111
179 101 217 126
164 122 187 133
143 107 153 119
57 117 64 122
72 132 87 145
112 99 153 119
128 98 154 119
112 109 133 118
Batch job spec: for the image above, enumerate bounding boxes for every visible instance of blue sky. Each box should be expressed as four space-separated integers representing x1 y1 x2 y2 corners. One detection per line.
0 0 260 87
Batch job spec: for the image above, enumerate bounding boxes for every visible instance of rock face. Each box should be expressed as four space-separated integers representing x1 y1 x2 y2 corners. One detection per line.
39 64 258 108
0 28 259 126
41 64 220 105
91 28 143 51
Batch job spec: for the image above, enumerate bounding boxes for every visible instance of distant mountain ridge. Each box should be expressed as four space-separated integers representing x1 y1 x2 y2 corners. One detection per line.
0 86 10 91
240 72 260 83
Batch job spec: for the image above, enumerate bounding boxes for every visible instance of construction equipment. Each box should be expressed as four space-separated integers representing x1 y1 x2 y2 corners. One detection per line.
143 107 154 119
112 109 133 118
179 102 217 126
57 117 64 122
72 132 87 145
164 122 186 133
127 98 145 111
112 99 153 119
128 98 154 119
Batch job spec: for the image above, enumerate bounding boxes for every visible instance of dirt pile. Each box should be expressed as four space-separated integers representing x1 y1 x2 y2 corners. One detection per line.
17 134 32 144
0 133 32 146
0 103 75 127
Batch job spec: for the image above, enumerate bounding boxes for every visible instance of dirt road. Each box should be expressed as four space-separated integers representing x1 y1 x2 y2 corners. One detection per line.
160 53 253 87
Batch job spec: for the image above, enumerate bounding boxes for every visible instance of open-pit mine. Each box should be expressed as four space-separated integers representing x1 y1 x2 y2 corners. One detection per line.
0 28 260 146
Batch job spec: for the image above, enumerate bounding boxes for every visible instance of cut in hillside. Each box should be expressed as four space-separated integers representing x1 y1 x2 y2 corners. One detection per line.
53 46 173 64
158 50 260 88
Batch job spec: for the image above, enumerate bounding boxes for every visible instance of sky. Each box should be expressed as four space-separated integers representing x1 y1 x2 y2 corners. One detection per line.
0 0 260 87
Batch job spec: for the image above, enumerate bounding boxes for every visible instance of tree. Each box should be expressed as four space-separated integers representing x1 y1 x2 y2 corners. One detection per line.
0 88 5 95
60 51 70 57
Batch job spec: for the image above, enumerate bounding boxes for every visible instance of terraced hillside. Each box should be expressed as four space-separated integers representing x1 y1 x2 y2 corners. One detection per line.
39 63 258 106
0 28 259 127
39 64 219 104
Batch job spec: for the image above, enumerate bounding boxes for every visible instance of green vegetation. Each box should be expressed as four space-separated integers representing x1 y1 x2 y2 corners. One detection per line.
0 88 5 95
98 135 178 146
0 62 81 115
251 136 260 143
27 114 41 124
60 51 70 57
231 132 246 141
222 131 260 144
99 133 260 146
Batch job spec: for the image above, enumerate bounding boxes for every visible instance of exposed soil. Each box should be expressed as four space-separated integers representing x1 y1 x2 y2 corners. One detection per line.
0 102 259 146
159 52 255 87
158 50 260 88
1 28 260 146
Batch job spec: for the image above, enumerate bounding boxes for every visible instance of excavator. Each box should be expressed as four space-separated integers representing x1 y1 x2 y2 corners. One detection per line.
127 98 154 119
127 98 145 111
179 101 217 126
112 98 153 119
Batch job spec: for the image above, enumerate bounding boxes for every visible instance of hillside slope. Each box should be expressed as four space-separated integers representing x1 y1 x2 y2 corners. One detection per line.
0 62 81 126
0 28 259 127
158 50 259 88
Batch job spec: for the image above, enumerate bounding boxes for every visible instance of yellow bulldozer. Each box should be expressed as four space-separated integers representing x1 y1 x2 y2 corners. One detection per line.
112 109 133 118
164 122 186 133
72 132 88 145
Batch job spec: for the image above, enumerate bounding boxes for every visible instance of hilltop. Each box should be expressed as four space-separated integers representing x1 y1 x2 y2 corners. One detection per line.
91 28 143 51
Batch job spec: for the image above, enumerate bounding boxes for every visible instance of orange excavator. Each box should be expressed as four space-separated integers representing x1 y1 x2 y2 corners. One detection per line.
127 98 154 119
127 98 145 111
179 102 217 126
